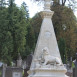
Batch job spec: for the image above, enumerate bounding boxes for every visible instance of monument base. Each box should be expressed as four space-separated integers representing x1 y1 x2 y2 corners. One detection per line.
28 66 69 77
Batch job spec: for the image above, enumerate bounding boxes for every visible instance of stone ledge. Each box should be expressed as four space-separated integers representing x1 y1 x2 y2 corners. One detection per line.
40 11 54 18
28 75 68 77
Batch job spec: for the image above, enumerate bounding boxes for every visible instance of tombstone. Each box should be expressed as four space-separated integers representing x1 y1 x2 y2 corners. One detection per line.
22 61 26 70
17 53 22 67
5 67 23 77
24 53 33 77
2 64 7 77
66 62 73 77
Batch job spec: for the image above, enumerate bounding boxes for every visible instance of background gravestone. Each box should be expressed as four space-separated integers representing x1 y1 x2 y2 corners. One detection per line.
23 53 33 77
13 72 21 77
5 67 23 77
17 53 22 67
2 64 7 77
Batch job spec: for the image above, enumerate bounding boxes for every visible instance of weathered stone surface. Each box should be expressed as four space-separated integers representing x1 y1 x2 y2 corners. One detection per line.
30 8 62 72
28 0 68 77
5 67 23 77
17 53 22 67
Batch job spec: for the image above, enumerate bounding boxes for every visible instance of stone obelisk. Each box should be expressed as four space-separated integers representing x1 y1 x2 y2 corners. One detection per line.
28 0 68 77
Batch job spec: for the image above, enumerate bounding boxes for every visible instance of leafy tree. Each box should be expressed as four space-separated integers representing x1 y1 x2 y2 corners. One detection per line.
0 1 28 65
21 2 29 19
0 0 6 8
53 0 77 6
19 2 35 59
31 13 42 42
7 1 27 60
51 4 77 60
22 18 36 58
0 7 13 65
58 38 67 63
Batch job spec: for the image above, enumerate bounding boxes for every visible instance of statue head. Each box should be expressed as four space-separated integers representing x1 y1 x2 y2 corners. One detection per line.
42 47 49 55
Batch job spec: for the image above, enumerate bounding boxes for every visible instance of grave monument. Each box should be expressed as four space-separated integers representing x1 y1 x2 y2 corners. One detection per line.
28 0 68 77
17 53 22 67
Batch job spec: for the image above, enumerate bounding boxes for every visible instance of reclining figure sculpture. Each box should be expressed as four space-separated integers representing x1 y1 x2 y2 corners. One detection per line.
42 47 62 66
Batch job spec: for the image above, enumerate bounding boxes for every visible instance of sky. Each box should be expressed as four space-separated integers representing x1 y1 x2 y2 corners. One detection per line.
75 11 77 17
15 0 77 18
15 0 44 17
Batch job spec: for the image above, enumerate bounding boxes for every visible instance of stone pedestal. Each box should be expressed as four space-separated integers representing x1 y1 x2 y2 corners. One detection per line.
28 65 68 77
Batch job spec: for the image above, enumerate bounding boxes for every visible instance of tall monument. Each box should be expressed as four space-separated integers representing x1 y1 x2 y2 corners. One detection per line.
28 0 68 77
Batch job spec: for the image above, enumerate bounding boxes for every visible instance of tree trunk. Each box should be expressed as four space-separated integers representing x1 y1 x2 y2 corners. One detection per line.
62 0 66 6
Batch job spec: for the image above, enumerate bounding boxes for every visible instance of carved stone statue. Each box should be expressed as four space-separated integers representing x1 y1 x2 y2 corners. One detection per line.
34 47 62 68
42 47 62 66
73 53 77 67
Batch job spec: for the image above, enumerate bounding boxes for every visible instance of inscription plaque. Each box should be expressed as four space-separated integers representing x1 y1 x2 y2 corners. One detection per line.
13 72 21 77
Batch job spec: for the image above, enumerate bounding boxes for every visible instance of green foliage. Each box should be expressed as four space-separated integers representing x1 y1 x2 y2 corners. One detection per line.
23 13 42 58
7 3 27 60
72 62 75 68
20 2 35 59
26 24 35 49
0 0 7 8
0 1 28 65
31 13 42 42
0 7 13 65
58 38 67 63
20 2 29 19
24 19 35 58
52 4 77 61
31 4 77 62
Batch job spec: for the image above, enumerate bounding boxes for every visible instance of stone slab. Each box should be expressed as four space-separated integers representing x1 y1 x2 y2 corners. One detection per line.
5 67 23 77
